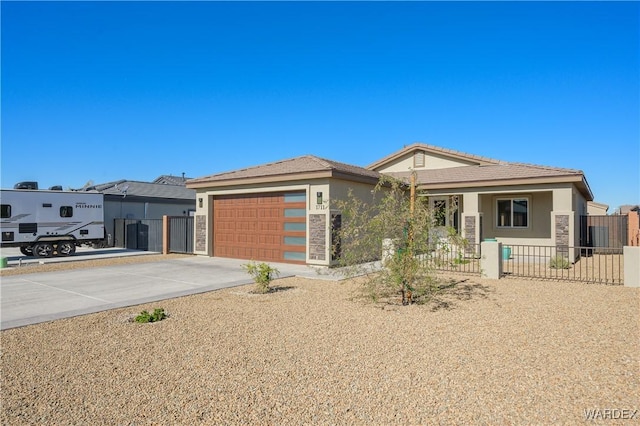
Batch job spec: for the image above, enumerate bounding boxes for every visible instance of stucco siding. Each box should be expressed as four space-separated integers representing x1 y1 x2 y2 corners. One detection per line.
481 192 552 241
375 151 477 173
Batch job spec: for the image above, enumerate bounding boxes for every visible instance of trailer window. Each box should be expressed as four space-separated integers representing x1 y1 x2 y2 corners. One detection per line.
1 204 10 218
60 206 73 217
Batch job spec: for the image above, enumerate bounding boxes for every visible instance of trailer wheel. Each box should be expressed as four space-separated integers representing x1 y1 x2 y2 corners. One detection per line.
20 246 34 256
33 242 54 258
57 241 76 256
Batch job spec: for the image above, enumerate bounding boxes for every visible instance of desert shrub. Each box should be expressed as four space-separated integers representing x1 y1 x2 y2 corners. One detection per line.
135 308 166 323
549 255 570 269
242 261 280 294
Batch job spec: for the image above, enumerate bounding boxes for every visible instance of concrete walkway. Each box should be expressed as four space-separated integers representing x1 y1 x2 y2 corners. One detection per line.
1 255 344 330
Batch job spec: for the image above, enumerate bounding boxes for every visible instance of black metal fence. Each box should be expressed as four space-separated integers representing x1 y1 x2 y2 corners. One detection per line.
114 219 163 252
422 242 482 275
113 217 194 254
503 244 623 284
580 215 627 252
169 216 194 254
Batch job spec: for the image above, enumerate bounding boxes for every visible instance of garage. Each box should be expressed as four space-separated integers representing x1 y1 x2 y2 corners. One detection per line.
187 154 380 266
213 191 307 263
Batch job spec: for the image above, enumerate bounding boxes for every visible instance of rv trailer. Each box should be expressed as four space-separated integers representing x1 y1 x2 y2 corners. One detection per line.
0 188 106 258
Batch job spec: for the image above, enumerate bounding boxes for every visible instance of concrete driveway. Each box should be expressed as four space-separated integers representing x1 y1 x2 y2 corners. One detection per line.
1 255 339 330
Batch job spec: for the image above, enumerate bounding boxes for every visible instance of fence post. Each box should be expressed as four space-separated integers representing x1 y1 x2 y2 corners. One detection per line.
481 241 502 279
162 215 170 255
623 246 640 287
628 211 640 246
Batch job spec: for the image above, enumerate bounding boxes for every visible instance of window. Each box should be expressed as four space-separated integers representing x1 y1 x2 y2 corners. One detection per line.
284 193 306 203
284 222 306 231
497 198 528 228
60 206 73 218
284 208 306 217
433 199 447 227
284 251 306 261
284 236 306 246
0 204 10 218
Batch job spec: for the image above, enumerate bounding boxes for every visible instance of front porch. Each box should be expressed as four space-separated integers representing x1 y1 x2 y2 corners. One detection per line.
421 186 583 261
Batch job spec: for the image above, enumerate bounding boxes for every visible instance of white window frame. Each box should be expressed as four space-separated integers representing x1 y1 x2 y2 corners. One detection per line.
496 197 530 229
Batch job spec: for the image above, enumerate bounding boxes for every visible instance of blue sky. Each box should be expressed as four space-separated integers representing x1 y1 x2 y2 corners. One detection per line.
2 1 638 211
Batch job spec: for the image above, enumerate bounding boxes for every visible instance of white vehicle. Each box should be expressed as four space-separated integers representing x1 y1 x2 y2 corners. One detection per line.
0 188 106 258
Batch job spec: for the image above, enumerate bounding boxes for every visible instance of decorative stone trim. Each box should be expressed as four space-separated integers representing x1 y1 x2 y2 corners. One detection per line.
309 214 326 261
464 216 476 246
196 215 207 252
555 214 569 247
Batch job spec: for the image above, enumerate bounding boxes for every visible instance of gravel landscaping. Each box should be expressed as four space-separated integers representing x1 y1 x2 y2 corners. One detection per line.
1 264 639 425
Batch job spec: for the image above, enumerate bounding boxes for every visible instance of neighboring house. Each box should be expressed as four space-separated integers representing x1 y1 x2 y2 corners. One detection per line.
187 143 594 265
615 204 640 215
587 201 609 215
153 174 191 186
80 177 196 245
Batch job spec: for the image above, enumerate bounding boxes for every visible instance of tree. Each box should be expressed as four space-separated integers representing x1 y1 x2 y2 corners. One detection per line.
332 175 438 305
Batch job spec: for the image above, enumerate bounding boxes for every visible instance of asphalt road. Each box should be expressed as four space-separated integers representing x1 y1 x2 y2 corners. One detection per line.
1 252 338 330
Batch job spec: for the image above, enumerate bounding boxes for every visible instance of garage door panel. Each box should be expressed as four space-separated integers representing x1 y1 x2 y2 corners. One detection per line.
213 192 307 263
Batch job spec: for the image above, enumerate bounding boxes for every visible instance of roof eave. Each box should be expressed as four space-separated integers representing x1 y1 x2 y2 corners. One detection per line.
414 174 594 200
186 170 334 189
367 143 498 170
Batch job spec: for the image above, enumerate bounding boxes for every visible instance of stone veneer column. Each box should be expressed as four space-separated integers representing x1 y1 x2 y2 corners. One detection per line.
309 214 326 261
462 212 482 255
554 214 570 247
195 215 207 252
464 216 476 246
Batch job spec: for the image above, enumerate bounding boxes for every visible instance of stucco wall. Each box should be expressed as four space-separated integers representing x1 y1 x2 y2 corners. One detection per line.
375 151 477 173
191 178 378 265
480 191 553 245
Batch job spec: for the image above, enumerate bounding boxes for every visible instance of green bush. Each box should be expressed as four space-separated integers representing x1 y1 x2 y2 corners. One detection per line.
135 308 167 323
242 261 280 294
549 255 570 269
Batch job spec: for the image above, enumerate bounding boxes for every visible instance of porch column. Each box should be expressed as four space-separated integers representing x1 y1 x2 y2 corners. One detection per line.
461 193 481 248
551 188 575 261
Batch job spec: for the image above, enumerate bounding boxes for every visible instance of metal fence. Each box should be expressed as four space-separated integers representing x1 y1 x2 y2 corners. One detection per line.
580 215 627 252
113 219 164 252
422 242 482 275
169 216 194 254
503 244 623 284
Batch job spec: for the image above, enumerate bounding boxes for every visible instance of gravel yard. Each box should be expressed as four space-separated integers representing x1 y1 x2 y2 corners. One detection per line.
1 262 638 425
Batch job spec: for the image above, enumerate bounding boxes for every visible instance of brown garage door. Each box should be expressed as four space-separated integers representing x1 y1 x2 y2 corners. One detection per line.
213 192 307 263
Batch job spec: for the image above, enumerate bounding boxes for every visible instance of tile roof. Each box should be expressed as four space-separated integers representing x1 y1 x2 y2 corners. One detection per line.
367 142 502 170
82 180 195 200
386 163 585 186
618 205 640 214
153 175 192 186
188 155 380 185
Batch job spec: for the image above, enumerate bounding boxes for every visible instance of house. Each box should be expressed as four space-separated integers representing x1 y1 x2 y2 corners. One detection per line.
587 201 609 215
79 177 196 246
187 143 594 265
615 204 640 215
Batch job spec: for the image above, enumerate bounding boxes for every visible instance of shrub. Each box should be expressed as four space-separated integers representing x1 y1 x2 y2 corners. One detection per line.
242 261 280 294
135 308 167 323
549 255 570 269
